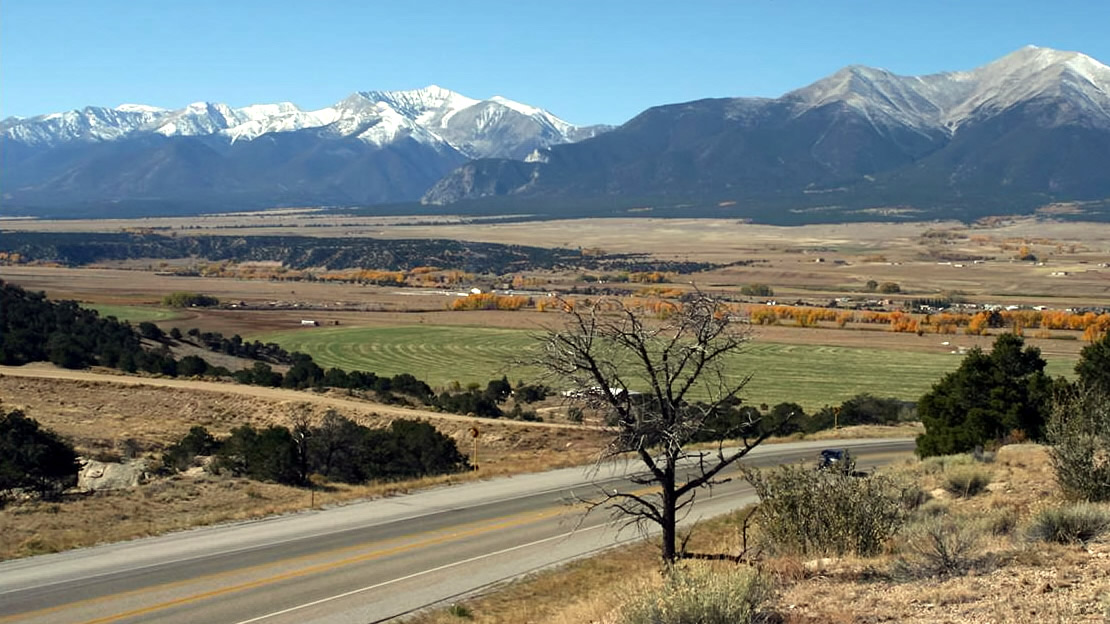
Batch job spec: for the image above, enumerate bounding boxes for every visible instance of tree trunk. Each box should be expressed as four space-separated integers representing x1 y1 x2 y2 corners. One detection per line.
661 463 677 566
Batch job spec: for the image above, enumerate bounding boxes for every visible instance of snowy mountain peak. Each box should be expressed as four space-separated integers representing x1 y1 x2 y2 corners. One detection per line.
355 85 479 120
3 86 592 157
940 46 1110 125
787 46 1110 133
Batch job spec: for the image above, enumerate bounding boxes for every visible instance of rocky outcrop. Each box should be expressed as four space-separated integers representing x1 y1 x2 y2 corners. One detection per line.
77 458 154 492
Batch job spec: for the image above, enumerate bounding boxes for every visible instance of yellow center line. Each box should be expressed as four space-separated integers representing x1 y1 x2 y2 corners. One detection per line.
2 504 575 624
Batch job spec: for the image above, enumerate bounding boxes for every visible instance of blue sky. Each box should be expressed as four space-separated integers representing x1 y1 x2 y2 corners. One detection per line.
2 0 1108 125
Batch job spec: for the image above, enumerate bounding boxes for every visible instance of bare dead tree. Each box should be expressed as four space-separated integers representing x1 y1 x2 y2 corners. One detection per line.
538 294 778 567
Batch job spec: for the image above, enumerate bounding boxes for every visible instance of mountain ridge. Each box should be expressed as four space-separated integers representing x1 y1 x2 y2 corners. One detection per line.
0 86 610 209
422 46 1110 217
0 85 603 159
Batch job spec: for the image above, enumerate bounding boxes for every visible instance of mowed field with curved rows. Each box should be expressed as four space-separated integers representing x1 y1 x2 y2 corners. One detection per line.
253 324 1075 409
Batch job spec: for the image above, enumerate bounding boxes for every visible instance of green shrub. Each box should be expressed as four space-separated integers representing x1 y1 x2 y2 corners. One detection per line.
1026 503 1110 544
1046 386 1110 502
943 466 992 497
743 462 907 557
0 408 80 505
619 564 769 624
893 517 987 579
162 426 220 472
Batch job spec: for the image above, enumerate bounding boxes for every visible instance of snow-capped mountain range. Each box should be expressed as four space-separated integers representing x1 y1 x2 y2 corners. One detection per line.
424 46 1110 218
3 47 1109 221
1 85 601 159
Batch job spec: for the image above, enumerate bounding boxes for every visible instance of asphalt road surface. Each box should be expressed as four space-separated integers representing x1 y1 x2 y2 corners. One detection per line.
0 438 913 624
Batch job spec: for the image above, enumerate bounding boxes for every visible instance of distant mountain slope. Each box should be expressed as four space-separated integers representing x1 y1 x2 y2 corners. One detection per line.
423 47 1110 219
0 86 608 210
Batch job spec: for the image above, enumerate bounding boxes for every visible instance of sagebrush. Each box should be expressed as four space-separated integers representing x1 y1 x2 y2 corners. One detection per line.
743 460 908 557
1046 386 1110 502
618 563 769 624
1026 503 1110 544
892 516 987 579
942 465 993 497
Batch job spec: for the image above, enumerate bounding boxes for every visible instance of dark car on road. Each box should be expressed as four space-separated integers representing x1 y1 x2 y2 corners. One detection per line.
818 449 846 469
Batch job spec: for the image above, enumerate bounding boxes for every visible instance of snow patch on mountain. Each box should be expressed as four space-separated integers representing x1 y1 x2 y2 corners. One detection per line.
115 104 168 114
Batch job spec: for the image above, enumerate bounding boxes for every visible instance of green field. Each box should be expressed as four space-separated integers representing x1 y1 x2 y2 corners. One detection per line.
255 325 1076 410
85 304 183 323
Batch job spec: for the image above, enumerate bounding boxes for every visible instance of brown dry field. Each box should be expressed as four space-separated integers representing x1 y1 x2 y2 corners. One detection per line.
4 215 1109 309
408 444 1110 624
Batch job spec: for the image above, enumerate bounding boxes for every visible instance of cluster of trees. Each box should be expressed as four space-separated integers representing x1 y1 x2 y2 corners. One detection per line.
915 332 1110 457
688 393 914 442
315 269 407 285
223 356 544 421
228 355 435 399
182 328 294 364
0 279 174 372
750 305 850 328
869 281 902 294
0 408 79 506
740 284 774 297
432 378 547 420
578 271 670 284
449 293 532 311
743 301 1109 340
162 414 468 486
161 292 219 308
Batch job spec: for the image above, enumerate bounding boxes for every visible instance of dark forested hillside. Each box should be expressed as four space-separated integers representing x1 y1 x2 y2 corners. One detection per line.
0 232 718 274
0 279 154 370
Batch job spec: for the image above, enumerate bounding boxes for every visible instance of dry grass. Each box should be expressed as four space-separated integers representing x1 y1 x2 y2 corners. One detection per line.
789 422 924 441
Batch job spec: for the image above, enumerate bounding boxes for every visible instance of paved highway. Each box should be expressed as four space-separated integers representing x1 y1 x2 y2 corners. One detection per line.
0 438 913 624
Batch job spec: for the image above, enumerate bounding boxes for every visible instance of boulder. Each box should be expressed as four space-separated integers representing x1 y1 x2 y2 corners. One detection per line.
78 458 152 492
